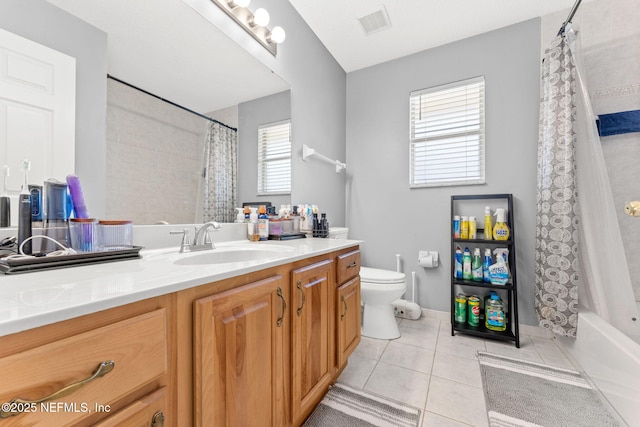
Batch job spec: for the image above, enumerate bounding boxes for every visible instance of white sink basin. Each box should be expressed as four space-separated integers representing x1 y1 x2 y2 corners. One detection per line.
172 244 292 266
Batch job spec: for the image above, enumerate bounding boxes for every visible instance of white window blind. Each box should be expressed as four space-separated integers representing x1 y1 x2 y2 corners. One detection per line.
410 76 485 187
258 120 291 195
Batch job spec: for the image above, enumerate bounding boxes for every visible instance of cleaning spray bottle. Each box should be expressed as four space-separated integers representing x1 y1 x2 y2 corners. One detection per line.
454 246 463 279
483 206 492 240
482 248 492 282
18 160 32 254
462 247 472 280
492 208 510 241
0 166 10 227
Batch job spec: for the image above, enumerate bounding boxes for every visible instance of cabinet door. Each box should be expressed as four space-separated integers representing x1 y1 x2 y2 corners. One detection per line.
194 275 287 427
291 259 334 424
337 276 361 369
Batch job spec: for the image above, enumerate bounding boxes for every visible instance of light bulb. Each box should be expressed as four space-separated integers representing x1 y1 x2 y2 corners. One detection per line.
251 8 270 27
228 0 250 8
268 26 286 44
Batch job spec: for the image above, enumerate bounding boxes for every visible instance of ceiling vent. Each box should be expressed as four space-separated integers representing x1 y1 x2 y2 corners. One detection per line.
357 5 391 36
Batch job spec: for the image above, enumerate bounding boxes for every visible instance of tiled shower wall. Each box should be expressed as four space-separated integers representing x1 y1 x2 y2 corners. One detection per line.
542 0 640 300
106 79 208 225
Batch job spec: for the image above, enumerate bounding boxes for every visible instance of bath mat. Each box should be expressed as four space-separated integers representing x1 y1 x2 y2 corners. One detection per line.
303 383 421 427
477 351 620 427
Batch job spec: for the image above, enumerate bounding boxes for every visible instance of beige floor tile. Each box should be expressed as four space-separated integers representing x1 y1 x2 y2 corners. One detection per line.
399 316 441 331
395 323 439 350
437 330 487 359
364 361 431 409
352 336 389 360
432 351 483 388
380 341 435 374
425 376 488 427
337 354 378 389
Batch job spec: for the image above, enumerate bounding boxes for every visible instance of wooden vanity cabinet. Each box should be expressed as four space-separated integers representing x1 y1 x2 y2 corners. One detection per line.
0 296 174 427
193 274 288 427
290 259 335 425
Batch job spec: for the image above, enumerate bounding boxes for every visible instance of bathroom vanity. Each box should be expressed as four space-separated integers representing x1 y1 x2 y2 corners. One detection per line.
0 235 361 426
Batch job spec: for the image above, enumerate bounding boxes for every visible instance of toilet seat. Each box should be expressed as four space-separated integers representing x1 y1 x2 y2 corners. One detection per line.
359 267 405 284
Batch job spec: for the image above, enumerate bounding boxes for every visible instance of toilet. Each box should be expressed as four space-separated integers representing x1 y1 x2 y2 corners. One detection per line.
329 227 407 340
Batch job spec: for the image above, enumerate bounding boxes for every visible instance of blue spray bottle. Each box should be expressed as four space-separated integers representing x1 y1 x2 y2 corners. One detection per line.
454 246 463 279
482 248 492 282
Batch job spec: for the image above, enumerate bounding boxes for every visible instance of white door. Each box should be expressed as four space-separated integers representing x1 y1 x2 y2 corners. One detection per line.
0 27 76 225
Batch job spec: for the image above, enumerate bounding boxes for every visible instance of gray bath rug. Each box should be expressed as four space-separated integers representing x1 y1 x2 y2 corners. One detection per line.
477 351 620 427
303 383 421 427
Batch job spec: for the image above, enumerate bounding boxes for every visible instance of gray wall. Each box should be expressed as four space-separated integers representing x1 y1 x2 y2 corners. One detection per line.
215 0 348 227
0 0 108 218
238 90 291 209
346 19 542 325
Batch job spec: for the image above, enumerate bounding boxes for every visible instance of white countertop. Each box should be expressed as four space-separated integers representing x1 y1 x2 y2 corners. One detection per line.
0 237 361 337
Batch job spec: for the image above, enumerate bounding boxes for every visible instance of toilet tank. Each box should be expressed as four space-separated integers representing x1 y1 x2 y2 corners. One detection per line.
328 227 349 239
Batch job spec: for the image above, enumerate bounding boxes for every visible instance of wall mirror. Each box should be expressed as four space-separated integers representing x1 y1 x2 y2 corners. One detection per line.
1 0 291 225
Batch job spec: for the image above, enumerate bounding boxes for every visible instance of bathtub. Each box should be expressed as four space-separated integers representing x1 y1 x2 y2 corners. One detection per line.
558 310 640 427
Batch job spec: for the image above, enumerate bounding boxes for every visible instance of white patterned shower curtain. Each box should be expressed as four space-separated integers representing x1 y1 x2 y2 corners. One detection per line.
536 25 637 338
203 121 237 223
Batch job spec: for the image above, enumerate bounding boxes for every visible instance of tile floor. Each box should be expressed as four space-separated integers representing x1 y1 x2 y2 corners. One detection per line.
337 316 579 426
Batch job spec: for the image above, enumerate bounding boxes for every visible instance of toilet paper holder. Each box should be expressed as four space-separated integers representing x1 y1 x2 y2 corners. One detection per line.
418 251 439 268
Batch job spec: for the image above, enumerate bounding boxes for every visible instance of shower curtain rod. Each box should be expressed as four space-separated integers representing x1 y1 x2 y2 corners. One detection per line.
557 0 583 36
106 74 237 131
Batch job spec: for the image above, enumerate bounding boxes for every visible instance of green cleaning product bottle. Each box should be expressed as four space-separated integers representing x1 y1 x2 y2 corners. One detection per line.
485 294 506 331
471 248 483 281
483 206 492 240
492 208 510 241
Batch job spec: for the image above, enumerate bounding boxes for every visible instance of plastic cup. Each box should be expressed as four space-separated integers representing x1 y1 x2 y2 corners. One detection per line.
69 218 98 252
98 220 133 251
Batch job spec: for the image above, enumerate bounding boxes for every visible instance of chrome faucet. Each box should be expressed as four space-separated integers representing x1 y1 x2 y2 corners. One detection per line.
170 222 221 253
193 221 222 250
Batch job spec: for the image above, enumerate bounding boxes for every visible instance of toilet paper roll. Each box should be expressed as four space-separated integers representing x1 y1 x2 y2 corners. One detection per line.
419 256 434 267
418 251 439 268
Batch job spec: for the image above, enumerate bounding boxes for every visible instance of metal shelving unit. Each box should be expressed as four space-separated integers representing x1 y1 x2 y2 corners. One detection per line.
450 194 520 348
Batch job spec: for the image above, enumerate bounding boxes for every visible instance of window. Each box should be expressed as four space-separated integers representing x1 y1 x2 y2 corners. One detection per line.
258 120 291 194
409 76 485 187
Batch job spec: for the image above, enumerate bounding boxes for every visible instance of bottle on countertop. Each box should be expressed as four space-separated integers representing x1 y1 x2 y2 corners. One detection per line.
483 206 493 240
258 205 269 241
320 213 329 238
492 208 510 241
291 205 300 233
462 247 472 280
471 248 483 281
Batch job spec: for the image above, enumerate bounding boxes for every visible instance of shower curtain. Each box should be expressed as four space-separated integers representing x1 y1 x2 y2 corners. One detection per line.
536 24 637 337
203 121 238 223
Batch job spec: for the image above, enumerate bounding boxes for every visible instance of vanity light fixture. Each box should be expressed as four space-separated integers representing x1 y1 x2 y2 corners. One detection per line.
210 0 285 56
250 8 270 27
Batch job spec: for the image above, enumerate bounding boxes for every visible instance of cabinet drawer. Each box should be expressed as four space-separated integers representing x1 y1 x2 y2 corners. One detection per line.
94 387 167 427
337 249 360 284
0 309 167 426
